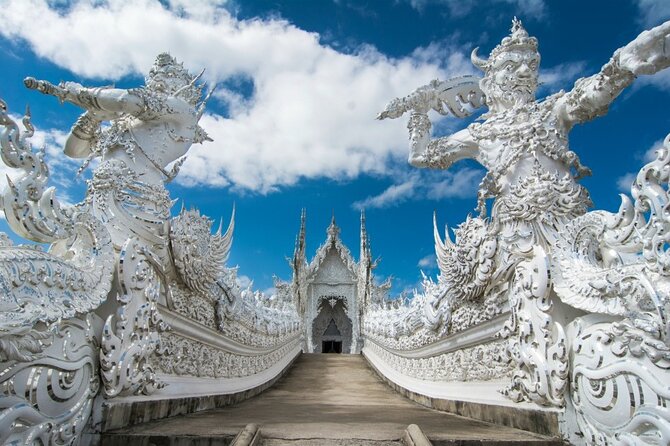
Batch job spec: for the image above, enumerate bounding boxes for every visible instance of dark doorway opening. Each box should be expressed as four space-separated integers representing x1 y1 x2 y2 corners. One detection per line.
322 340 342 353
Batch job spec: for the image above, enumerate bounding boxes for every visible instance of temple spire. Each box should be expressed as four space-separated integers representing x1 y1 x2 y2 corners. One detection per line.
360 209 369 265
294 208 306 260
292 208 307 314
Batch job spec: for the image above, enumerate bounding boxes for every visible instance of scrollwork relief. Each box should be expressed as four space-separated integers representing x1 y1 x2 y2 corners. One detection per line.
0 315 101 445
154 331 300 379
100 238 169 397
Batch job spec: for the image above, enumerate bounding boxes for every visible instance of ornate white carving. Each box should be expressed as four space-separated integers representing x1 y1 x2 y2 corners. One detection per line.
154 331 300 379
0 314 102 445
170 207 234 299
307 218 359 278
0 17 668 445
365 338 512 382
567 316 670 445
24 53 212 186
285 215 383 354
0 100 116 444
0 51 305 446
370 18 670 444
100 238 169 397
87 158 172 249
0 102 115 335
499 246 568 407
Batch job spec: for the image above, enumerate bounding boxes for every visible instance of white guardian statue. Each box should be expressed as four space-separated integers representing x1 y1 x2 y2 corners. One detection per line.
375 19 670 444
0 53 301 444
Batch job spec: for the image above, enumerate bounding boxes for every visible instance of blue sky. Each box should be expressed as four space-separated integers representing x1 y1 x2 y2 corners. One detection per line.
0 0 669 296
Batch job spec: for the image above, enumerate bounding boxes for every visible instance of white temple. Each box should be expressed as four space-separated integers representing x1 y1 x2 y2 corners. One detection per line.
284 211 390 354
2 18 670 446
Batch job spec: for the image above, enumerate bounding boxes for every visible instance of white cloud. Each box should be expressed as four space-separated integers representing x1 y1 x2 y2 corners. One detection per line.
637 69 670 92
166 0 232 22
352 166 483 210
635 0 670 27
616 172 635 193
642 139 665 162
539 61 587 92
417 254 436 268
353 179 416 209
407 0 546 20
0 0 475 193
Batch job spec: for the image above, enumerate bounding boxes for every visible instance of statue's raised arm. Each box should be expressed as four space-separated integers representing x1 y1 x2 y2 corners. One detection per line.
559 21 670 128
379 19 670 216
25 53 213 184
377 76 484 170
24 77 145 119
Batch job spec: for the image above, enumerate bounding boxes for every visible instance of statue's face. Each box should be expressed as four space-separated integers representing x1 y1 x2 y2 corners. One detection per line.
146 72 187 95
146 73 170 93
486 49 539 106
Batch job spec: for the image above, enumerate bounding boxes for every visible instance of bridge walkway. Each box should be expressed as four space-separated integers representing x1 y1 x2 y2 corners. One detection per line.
102 354 561 445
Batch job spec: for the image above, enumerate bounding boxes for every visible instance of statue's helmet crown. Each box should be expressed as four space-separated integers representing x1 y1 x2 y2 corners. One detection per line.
471 18 539 72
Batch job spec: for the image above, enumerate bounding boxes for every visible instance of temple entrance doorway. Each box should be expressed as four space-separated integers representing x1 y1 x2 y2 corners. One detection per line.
312 297 352 353
322 340 342 353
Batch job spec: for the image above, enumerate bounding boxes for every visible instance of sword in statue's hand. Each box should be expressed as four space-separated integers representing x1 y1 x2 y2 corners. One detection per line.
377 75 485 120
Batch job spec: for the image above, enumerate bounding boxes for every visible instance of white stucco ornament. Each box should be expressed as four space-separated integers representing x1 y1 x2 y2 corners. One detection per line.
371 18 670 444
1 18 670 445
0 53 302 444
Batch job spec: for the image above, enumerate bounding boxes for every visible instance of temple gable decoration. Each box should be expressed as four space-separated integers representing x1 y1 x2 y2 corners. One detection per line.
284 212 390 354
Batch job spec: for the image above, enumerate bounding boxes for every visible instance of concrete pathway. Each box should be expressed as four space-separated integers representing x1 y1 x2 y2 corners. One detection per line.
103 354 562 445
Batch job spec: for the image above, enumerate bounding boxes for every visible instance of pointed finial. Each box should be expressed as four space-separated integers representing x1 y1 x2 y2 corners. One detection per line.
327 212 340 239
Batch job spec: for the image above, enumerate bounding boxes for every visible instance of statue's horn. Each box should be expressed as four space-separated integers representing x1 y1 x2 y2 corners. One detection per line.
471 47 488 71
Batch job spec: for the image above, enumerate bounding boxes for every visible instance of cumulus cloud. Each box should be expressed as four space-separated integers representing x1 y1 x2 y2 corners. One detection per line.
637 69 670 92
0 0 475 193
352 166 483 210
